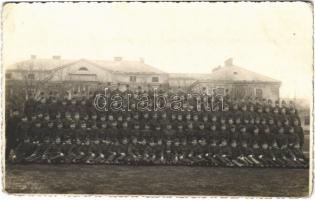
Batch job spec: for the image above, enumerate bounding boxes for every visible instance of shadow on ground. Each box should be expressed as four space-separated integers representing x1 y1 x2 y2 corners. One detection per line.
5 164 309 197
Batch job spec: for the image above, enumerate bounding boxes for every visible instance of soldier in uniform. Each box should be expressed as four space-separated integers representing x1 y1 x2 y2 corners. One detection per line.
127 136 141 165
215 139 234 167
205 136 220 166
15 115 30 146
195 136 208 166
112 137 130 165
292 118 304 148
152 137 165 165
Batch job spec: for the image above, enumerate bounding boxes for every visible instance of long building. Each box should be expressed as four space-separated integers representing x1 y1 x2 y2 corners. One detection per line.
6 56 281 101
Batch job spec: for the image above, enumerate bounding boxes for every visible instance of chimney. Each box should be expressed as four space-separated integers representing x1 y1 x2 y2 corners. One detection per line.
52 55 61 60
212 65 221 72
224 58 233 67
30 55 37 60
114 57 122 61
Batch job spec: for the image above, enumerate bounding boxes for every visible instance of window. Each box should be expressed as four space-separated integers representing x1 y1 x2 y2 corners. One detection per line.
255 88 263 99
213 87 225 96
28 73 35 80
130 76 136 82
152 77 159 82
305 116 310 125
78 67 88 71
5 73 12 79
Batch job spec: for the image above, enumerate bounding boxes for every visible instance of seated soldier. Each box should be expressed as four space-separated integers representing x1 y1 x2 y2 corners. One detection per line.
164 138 173 165
143 138 157 165
195 137 208 166
94 137 112 164
128 136 142 165
44 137 64 164
269 140 288 167
177 137 191 165
65 139 82 164
152 138 165 165
255 141 279 167
137 131 147 163
114 137 130 165
229 140 247 167
287 138 308 168
74 138 91 164
277 134 299 168
26 134 52 164
249 140 264 167
216 139 234 167
105 137 120 165
205 138 220 166
85 139 101 164
186 137 199 165
238 140 256 167
9 136 38 164
170 138 182 165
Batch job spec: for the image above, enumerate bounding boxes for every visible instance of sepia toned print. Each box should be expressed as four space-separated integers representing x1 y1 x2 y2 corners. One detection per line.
2 2 312 197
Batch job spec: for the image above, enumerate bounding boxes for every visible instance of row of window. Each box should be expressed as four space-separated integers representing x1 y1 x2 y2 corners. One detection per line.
6 73 160 83
6 73 35 80
130 76 159 83
6 71 161 83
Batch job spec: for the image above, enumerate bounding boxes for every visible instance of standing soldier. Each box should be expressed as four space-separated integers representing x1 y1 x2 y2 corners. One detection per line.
292 118 304 148
15 115 30 146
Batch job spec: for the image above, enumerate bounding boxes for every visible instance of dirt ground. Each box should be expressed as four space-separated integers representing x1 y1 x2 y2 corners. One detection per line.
4 164 310 197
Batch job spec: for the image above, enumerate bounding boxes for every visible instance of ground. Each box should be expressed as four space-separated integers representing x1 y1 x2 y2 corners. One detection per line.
4 164 310 197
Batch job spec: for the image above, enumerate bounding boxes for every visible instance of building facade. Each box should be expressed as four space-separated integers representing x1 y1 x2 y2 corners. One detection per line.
190 59 281 101
5 56 169 96
6 56 281 101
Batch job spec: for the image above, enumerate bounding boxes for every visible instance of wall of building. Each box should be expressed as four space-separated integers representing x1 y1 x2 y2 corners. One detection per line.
112 73 168 84
50 61 114 83
168 79 197 89
192 82 280 101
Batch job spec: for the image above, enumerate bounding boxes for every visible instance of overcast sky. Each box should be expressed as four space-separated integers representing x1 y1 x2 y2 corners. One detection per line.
3 2 313 98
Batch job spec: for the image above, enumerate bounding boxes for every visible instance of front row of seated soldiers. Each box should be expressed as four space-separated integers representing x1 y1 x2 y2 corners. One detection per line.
9 118 308 168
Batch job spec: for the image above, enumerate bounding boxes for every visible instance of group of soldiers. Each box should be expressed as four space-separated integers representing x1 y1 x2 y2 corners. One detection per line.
6 86 308 168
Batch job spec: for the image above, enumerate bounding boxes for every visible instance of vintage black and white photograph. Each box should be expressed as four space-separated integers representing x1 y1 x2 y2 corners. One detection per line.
2 1 313 197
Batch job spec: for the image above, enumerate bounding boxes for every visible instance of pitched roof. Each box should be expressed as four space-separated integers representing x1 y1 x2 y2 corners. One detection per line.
7 58 166 75
89 60 166 74
203 64 280 83
6 59 75 71
169 73 211 80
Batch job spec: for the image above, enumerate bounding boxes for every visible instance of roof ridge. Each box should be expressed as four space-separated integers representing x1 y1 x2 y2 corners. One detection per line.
230 65 279 82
